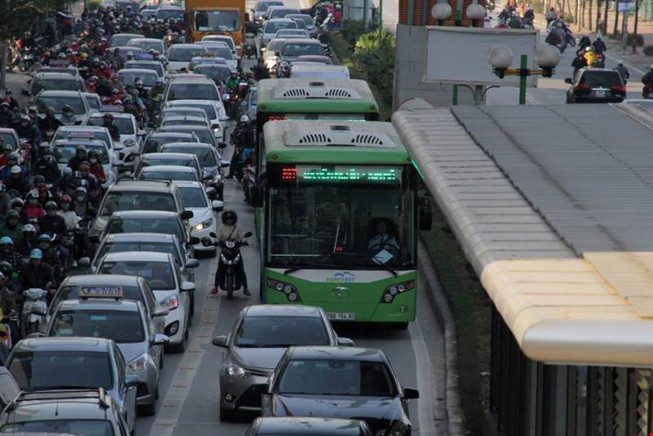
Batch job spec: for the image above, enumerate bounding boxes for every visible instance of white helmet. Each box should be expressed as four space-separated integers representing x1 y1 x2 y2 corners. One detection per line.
240 114 250 123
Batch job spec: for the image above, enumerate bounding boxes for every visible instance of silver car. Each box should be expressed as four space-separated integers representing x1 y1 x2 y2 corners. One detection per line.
43 290 169 416
212 304 354 421
260 18 298 48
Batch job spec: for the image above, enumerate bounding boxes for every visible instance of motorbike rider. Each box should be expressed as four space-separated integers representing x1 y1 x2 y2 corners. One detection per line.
17 224 37 257
592 35 606 54
55 167 77 198
87 150 106 183
38 107 63 134
67 145 88 171
2 90 18 111
14 114 42 146
38 201 66 236
21 249 56 302
101 113 121 142
614 61 630 84
135 80 148 100
9 199 26 224
572 51 587 79
5 166 29 196
251 58 270 81
577 34 592 54
71 186 92 217
0 237 22 276
0 103 13 128
25 192 45 220
35 151 61 184
0 210 22 244
0 271 19 347
36 234 63 279
60 105 78 126
642 64 653 98
57 195 78 230
0 142 12 168
212 210 249 296
227 115 253 180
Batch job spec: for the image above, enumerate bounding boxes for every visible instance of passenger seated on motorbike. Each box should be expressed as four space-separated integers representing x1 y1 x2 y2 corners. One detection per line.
21 249 56 301
212 210 249 296
18 224 37 257
38 201 66 236
0 210 23 243
38 107 62 132
583 46 597 68
368 219 400 258
0 236 22 275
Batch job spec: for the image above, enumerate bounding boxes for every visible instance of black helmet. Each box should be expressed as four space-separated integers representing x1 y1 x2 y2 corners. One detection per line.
0 261 12 276
45 201 57 211
222 210 237 224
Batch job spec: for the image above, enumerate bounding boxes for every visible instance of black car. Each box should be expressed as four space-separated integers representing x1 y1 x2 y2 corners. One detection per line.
565 68 626 103
261 346 418 436
246 417 373 435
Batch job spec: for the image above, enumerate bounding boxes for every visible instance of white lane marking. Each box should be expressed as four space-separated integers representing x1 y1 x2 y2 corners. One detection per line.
148 278 222 436
526 92 541 105
409 307 442 435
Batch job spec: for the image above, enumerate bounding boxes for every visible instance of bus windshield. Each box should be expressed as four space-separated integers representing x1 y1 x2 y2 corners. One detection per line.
267 165 415 268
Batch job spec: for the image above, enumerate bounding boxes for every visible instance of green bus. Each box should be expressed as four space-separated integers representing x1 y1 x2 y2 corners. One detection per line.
252 120 432 327
255 78 380 136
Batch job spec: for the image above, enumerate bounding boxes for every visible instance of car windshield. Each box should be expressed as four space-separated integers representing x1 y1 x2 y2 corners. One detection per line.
100 192 176 216
97 241 180 265
279 360 396 396
257 1 283 11
289 14 314 25
0 420 115 435
140 170 198 181
233 316 329 347
143 135 196 153
35 96 85 114
194 65 232 83
128 40 164 53
168 46 207 62
170 103 217 120
163 109 206 119
35 78 83 92
162 118 207 127
282 43 323 57
88 116 135 135
9 350 113 390
106 217 183 239
168 83 219 101
126 62 164 76
211 37 234 50
179 186 208 208
54 285 145 308
265 21 297 33
85 94 101 110
119 71 158 87
55 144 109 165
141 156 197 169
163 127 215 145
207 47 233 59
51 309 145 343
166 146 216 165
276 30 307 37
157 8 184 19
99 260 175 290
194 10 241 32
111 34 142 46
267 40 286 53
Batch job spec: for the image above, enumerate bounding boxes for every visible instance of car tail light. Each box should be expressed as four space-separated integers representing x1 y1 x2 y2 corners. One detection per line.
575 84 590 92
611 84 626 94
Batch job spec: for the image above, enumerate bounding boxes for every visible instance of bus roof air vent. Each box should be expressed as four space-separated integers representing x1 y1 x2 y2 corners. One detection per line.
280 88 310 98
285 127 397 148
324 88 353 98
273 84 362 100
297 133 332 144
351 133 384 146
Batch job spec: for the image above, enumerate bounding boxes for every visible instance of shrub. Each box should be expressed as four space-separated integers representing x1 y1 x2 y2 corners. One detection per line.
644 44 653 56
88 0 100 10
340 19 377 50
354 30 395 105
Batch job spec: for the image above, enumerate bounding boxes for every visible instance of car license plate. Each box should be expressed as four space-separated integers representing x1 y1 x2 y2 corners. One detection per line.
327 312 356 321
595 90 606 98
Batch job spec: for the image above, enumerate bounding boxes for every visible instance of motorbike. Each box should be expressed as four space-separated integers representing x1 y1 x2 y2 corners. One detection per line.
642 84 653 99
243 33 257 58
202 232 253 300
242 157 256 203
17 48 35 73
21 287 49 337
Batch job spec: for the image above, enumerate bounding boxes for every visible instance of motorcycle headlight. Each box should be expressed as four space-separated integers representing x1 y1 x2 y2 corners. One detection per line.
225 361 249 378
161 295 179 310
127 353 151 374
195 218 213 230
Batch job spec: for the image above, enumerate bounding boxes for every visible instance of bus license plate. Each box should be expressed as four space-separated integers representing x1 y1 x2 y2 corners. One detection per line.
327 312 356 321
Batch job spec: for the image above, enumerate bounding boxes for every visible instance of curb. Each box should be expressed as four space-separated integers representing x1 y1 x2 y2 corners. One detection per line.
418 239 465 436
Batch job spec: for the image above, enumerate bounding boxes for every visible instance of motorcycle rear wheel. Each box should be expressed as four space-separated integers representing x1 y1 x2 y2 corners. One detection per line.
226 275 234 300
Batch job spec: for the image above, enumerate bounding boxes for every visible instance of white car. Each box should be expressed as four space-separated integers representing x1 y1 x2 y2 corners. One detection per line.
34 90 90 125
86 112 142 171
200 35 238 56
196 42 238 72
96 251 195 352
166 44 209 71
53 138 116 187
165 99 228 134
175 181 223 255
274 29 310 39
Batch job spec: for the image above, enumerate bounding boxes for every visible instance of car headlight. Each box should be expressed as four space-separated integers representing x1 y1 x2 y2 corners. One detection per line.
380 280 415 304
127 353 151 374
266 278 301 302
196 218 213 230
161 295 179 310
225 361 249 378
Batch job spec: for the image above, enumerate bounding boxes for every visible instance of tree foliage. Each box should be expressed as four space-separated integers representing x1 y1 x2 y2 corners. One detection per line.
0 0 74 39
354 30 395 106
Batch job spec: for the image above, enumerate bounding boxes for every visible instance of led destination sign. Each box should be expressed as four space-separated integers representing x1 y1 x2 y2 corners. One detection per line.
281 166 399 183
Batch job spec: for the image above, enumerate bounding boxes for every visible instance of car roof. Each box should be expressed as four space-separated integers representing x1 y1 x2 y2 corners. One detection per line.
282 38 321 44
101 251 173 262
118 68 159 75
54 139 107 147
61 274 142 286
244 304 323 317
34 72 80 80
15 337 113 352
0 128 16 134
161 142 212 149
159 125 212 132
147 132 195 138
287 346 386 361
7 390 120 422
173 180 205 189
169 43 206 50
140 164 197 172
128 37 163 42
168 76 216 84
107 180 177 192
89 112 134 120
109 210 182 219
142 152 197 160
104 232 179 243
267 18 296 23
56 298 140 312
58 125 106 132
286 13 312 18
167 99 217 106
112 33 144 38
162 115 207 121
126 60 162 65
256 417 368 434
36 90 84 97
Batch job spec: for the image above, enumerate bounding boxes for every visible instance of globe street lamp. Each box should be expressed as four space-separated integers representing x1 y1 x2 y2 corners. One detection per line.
488 44 560 104
432 2 452 25
466 2 486 26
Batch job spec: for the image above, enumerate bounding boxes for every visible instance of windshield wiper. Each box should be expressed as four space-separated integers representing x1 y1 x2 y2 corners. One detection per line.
343 253 398 277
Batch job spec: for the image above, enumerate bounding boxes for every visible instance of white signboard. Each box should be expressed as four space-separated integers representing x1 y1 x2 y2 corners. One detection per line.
424 26 539 87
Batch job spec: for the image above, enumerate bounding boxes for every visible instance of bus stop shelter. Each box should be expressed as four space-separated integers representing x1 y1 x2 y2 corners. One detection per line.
393 99 653 436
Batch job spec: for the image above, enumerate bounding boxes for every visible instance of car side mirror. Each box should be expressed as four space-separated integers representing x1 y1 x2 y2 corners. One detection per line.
403 387 420 399
212 200 224 211
185 258 200 269
243 231 253 238
220 159 230 167
189 236 200 245
78 257 91 267
180 210 194 220
261 391 272 412
210 232 217 238
202 174 213 182
211 335 228 347
564 78 573 84
419 197 433 231
125 374 140 388
181 281 195 292
151 333 170 345
336 337 355 347
88 235 100 244
31 306 46 316
21 89 30 96
153 305 169 317
218 142 227 149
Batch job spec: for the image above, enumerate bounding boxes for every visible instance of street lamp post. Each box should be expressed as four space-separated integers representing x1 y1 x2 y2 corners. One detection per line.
488 44 560 105
432 2 452 25
466 2 486 26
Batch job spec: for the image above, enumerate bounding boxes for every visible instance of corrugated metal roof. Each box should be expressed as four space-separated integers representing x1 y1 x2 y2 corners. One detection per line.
393 100 653 367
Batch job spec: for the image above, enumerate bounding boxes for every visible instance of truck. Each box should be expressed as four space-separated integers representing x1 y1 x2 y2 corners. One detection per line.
185 0 247 47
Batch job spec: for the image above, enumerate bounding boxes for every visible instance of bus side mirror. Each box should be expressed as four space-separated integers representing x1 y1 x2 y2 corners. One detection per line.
250 185 263 207
419 197 433 231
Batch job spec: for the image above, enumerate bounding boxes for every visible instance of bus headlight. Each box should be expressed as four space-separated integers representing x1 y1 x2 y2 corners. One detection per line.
267 278 301 302
380 280 415 304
